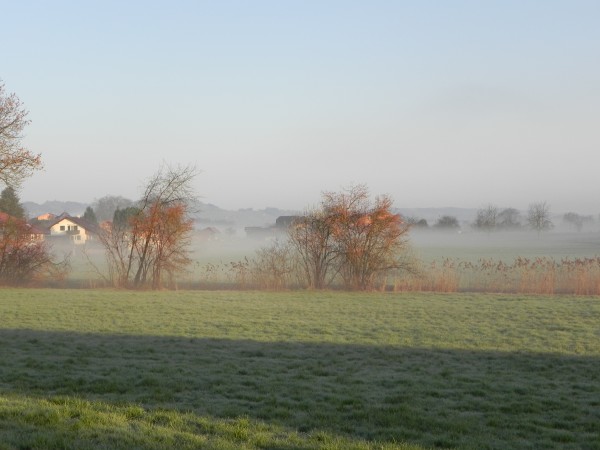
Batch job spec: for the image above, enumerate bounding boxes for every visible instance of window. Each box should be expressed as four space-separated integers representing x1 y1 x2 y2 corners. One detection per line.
60 225 65 231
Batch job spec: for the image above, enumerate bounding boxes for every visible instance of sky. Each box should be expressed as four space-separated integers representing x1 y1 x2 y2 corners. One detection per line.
2 1 599 214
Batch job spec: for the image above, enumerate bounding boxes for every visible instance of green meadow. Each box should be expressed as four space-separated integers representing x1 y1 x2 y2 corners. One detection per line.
0 290 599 449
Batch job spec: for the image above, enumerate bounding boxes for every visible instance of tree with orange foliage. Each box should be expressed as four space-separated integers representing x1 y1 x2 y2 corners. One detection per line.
129 202 193 289
0 215 67 285
323 185 412 290
97 164 198 289
289 185 413 290
0 80 42 187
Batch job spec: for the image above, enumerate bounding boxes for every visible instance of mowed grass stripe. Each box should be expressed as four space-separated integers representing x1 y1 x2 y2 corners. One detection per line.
0 289 599 449
1 290 598 353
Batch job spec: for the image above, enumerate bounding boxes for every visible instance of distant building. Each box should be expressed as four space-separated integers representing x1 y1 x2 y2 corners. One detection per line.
47 215 99 244
35 212 56 221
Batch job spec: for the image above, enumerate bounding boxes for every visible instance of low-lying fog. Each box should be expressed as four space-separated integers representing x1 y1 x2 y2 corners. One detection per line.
189 228 600 268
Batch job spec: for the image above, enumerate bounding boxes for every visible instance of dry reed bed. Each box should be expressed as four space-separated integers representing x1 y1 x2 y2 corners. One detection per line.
187 256 600 295
393 256 600 295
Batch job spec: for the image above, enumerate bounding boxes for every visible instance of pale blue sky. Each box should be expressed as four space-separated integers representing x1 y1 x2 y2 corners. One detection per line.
3 1 599 213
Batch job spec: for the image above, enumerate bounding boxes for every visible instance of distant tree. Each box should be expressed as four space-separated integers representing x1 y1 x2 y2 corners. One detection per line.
0 80 43 187
92 195 134 222
405 217 429 229
527 201 553 234
0 186 25 219
473 205 498 232
113 206 139 228
563 212 583 232
434 215 460 230
82 206 98 225
497 208 522 230
562 212 593 232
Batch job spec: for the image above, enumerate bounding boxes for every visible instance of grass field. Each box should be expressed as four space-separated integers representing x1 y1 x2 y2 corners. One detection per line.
1 290 599 449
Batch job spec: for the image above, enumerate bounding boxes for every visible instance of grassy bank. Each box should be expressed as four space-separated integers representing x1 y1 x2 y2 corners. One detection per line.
0 290 599 449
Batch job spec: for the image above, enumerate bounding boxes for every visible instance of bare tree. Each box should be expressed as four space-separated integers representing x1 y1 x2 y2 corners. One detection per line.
250 239 295 289
95 213 133 288
0 81 42 187
527 201 553 234
288 208 338 289
473 204 498 232
97 163 198 289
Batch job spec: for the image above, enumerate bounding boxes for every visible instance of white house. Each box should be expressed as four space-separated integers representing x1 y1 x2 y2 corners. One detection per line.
47 215 98 244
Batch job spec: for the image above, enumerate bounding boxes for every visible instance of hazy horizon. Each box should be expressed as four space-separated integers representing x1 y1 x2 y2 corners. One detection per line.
21 198 596 223
3 2 599 215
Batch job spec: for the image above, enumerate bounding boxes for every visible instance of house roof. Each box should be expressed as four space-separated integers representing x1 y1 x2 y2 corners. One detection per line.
35 213 56 221
46 215 101 234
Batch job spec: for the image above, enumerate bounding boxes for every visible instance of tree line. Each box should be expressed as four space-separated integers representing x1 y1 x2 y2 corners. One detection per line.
408 203 595 234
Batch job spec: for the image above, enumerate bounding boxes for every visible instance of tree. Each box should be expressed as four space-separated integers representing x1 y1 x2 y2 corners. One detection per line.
131 201 194 289
96 164 198 289
288 207 339 289
434 215 460 230
82 206 98 225
562 212 593 232
473 204 498 232
0 81 42 187
92 195 134 222
288 185 412 290
0 216 68 285
323 185 412 290
0 186 25 219
497 207 521 230
405 217 429 229
113 206 139 228
527 201 553 234
563 212 583 232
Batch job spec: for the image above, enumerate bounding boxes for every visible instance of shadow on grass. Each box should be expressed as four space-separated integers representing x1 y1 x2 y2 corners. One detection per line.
0 329 599 450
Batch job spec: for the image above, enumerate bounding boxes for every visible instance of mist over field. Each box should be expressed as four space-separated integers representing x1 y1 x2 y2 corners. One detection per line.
25 198 600 265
